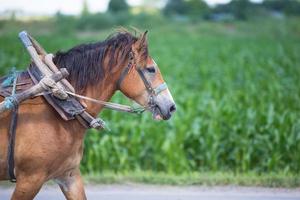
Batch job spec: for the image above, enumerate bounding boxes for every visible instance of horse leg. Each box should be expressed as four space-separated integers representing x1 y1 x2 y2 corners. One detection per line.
11 173 46 200
56 169 87 200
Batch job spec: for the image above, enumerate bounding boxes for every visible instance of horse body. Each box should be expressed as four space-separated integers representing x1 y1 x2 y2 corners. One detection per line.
0 72 115 199
0 96 84 197
0 30 176 200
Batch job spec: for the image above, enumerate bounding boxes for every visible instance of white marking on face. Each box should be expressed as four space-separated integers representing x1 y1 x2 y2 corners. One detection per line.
157 88 175 105
150 58 175 107
152 58 158 67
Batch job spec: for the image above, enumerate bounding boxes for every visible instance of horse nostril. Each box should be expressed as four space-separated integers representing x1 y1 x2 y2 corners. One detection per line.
169 104 176 113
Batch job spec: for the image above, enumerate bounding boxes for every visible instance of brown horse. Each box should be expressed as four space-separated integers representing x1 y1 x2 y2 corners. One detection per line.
0 30 176 199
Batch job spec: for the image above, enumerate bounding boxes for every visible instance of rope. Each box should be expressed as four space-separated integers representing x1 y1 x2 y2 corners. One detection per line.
90 118 110 131
1 67 18 88
65 91 146 114
4 96 18 110
4 68 19 110
39 77 68 100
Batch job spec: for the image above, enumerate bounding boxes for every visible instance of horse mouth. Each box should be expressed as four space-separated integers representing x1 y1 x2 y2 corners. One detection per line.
152 105 163 121
152 105 171 121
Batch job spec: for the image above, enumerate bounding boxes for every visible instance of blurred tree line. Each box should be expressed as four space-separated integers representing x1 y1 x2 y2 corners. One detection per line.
164 0 300 20
47 0 300 32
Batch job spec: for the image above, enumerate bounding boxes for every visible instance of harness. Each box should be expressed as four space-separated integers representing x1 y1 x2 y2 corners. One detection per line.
0 32 169 183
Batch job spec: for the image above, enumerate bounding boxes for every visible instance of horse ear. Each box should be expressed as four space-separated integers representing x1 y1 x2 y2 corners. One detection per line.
132 31 149 67
133 31 148 52
140 30 148 44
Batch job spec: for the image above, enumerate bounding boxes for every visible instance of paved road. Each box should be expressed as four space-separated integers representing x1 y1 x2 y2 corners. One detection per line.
1 184 300 200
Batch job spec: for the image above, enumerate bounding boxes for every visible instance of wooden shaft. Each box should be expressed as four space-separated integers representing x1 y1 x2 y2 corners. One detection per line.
28 46 55 76
19 31 53 77
26 35 66 88
44 54 75 93
25 32 75 93
19 31 68 99
28 34 47 56
0 69 69 113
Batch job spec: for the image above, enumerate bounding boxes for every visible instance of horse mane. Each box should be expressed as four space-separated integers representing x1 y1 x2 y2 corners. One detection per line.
53 30 143 93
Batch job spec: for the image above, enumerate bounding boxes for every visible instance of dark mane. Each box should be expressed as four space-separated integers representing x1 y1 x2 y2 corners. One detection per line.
53 31 138 92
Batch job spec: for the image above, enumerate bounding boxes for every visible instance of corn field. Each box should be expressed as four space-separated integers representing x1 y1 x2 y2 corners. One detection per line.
0 19 300 174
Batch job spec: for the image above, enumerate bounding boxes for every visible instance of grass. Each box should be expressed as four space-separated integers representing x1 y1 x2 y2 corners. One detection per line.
0 17 300 186
1 172 298 188
84 171 300 188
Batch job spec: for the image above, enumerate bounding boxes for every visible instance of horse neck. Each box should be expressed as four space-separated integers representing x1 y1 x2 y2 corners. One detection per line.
78 51 129 117
81 75 117 117
54 45 130 117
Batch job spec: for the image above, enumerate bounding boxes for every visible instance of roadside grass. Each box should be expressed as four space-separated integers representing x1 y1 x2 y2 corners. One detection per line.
84 171 300 188
0 172 298 188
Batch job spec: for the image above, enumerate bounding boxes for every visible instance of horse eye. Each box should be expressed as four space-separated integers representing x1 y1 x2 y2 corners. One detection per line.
146 67 156 73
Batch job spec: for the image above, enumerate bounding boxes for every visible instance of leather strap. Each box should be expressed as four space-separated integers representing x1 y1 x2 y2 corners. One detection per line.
116 63 131 90
6 72 19 183
7 106 18 182
137 69 155 95
154 82 168 96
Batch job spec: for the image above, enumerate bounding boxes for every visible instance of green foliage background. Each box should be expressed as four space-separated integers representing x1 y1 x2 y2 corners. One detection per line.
0 17 300 175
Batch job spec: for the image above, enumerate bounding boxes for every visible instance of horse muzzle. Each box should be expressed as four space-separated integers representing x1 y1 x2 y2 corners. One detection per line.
151 89 176 121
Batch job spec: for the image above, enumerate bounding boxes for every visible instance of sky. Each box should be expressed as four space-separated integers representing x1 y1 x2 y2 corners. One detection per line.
0 0 263 16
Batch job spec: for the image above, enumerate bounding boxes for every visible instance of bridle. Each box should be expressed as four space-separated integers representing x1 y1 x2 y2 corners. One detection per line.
117 52 168 110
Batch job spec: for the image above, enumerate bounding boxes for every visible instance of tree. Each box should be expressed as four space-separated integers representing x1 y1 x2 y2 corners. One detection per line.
213 0 256 20
108 0 129 13
163 0 210 18
186 0 210 18
230 0 253 20
163 0 189 16
262 0 300 16
81 0 90 16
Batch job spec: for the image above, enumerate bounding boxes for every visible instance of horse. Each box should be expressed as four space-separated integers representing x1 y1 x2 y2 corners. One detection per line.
0 30 176 200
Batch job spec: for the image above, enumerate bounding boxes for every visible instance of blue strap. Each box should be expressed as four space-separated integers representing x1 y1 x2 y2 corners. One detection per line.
154 82 168 95
1 67 18 88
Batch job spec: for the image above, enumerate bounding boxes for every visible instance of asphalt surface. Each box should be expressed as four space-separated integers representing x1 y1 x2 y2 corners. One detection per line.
0 184 300 200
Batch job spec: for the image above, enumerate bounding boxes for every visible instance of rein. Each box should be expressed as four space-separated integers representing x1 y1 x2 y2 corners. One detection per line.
65 91 145 114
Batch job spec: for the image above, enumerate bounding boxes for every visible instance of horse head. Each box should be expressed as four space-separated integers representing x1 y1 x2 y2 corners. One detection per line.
117 31 176 120
53 30 176 120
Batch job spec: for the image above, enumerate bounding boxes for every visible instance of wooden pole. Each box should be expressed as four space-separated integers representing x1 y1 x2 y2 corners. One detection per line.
28 34 47 56
19 31 68 99
25 32 75 93
44 54 75 93
19 31 53 77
